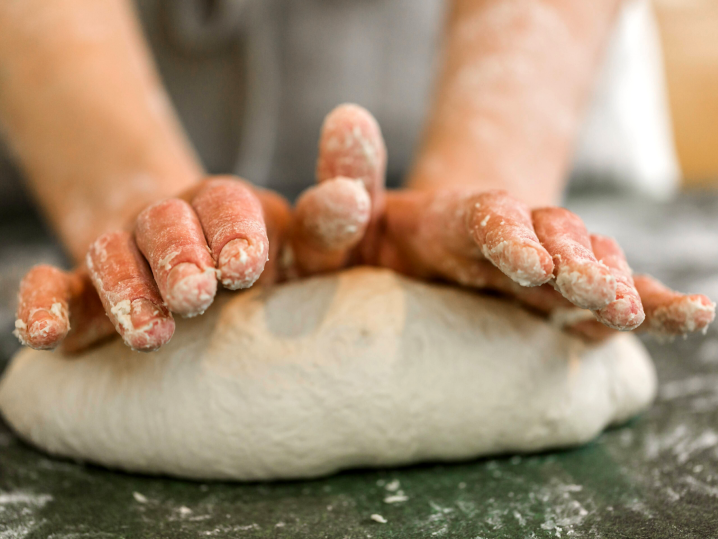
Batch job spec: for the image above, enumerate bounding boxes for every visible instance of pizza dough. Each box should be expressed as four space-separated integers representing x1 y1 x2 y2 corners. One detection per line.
0 267 656 481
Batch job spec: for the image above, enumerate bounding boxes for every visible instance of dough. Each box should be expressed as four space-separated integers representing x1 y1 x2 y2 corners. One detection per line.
0 267 656 481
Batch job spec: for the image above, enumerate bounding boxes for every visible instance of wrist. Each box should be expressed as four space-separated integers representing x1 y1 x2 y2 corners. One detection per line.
407 144 566 207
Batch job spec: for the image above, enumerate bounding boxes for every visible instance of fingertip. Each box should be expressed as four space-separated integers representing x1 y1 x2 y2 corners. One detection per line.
320 104 382 153
680 295 716 332
317 104 386 193
516 242 554 286
555 261 617 310
596 294 645 331
165 262 217 317
217 237 268 290
481 238 554 287
191 177 269 286
692 294 716 311
635 275 716 335
122 298 175 352
297 177 371 251
15 310 69 350
15 265 72 350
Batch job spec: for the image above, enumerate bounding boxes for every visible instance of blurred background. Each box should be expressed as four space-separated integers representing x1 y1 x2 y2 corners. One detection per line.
1 0 718 210
655 0 718 187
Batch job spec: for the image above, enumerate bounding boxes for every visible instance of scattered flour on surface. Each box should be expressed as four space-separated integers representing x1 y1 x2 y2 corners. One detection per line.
384 479 400 492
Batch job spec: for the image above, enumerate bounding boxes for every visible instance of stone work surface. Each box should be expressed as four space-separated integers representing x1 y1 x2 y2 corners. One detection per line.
1 193 718 538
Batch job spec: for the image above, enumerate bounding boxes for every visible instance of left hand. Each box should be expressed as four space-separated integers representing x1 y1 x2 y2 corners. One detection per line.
287 104 715 341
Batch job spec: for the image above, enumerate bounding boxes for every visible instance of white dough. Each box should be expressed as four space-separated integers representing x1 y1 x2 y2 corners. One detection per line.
0 268 656 481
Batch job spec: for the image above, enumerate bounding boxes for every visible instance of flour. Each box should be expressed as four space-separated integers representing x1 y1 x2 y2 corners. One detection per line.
0 491 53 539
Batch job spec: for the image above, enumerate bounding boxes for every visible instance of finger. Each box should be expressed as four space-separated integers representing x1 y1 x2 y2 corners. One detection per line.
252 188 293 285
532 207 616 310
317 104 386 209
590 234 645 331
191 177 269 290
469 190 554 287
14 265 71 350
135 198 217 317
62 269 116 353
296 178 371 251
292 178 371 275
87 231 175 352
385 205 610 340
634 275 715 335
316 104 386 262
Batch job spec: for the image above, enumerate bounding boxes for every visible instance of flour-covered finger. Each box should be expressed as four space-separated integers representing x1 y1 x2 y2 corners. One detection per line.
135 198 216 317
292 177 371 275
470 190 553 287
316 104 386 206
14 265 71 350
191 177 269 290
296 178 371 251
634 275 715 335
590 234 644 330
317 104 387 263
87 231 174 351
532 207 616 310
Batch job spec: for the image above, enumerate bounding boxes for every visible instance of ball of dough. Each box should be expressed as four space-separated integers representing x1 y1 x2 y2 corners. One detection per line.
0 267 656 481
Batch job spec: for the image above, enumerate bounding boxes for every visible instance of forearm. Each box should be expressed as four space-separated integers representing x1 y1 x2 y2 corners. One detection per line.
408 0 622 206
0 0 203 262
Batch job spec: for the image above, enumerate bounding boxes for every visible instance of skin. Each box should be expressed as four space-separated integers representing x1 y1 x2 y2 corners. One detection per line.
6 0 715 353
408 0 622 204
86 230 174 352
134 198 217 317
590 234 644 331
532 207 617 310
0 0 203 261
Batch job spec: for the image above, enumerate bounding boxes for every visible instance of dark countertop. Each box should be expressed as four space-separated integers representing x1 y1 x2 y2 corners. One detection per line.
1 192 718 538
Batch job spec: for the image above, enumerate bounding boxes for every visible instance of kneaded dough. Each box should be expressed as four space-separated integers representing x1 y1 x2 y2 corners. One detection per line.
0 267 656 481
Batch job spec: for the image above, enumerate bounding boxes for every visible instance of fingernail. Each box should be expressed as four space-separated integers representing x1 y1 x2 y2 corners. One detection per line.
125 299 174 352
166 263 217 317
218 238 268 290
24 309 69 349
129 298 164 329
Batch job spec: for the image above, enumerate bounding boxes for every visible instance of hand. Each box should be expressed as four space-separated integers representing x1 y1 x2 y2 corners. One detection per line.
14 162 374 353
285 104 716 340
14 177 294 352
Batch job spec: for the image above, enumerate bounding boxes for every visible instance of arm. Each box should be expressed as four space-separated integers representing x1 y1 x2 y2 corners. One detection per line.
0 0 203 261
408 0 622 206
3 0 284 352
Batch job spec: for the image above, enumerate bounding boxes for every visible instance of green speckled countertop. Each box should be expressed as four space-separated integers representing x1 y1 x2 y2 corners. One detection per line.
2 193 718 538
